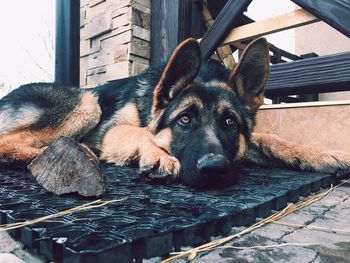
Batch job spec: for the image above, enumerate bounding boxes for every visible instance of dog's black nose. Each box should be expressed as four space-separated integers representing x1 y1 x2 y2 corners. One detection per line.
197 153 230 178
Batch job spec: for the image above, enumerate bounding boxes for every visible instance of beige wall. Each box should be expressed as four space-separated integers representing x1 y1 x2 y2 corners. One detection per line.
295 21 350 56
295 21 350 101
255 104 350 152
80 0 151 88
255 19 350 153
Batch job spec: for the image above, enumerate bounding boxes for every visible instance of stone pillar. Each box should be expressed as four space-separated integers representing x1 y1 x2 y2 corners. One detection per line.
80 0 151 88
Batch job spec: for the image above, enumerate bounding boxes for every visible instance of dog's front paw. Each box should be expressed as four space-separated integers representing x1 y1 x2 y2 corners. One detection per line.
139 154 180 182
319 150 350 177
298 149 350 178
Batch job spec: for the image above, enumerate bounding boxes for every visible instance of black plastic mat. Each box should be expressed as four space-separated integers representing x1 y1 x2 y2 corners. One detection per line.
0 164 336 263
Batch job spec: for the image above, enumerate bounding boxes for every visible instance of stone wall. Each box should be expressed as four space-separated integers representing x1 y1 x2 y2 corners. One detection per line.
80 0 151 88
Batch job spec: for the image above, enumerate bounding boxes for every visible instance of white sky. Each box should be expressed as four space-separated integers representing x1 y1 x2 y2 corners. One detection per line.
246 0 296 53
0 0 55 95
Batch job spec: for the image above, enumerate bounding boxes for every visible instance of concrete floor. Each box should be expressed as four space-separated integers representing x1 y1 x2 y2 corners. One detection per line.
1 181 349 263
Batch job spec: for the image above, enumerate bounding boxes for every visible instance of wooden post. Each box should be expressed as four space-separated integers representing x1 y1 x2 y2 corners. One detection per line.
150 0 203 64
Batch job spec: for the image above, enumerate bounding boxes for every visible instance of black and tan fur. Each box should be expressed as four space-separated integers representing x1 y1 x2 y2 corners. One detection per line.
0 38 349 188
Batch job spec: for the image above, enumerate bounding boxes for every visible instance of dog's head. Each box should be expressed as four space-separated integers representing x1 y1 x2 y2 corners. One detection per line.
149 38 270 188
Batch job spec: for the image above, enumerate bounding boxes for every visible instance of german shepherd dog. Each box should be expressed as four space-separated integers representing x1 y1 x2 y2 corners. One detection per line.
0 38 349 188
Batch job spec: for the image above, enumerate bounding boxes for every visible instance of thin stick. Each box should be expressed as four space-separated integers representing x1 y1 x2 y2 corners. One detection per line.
0 198 127 231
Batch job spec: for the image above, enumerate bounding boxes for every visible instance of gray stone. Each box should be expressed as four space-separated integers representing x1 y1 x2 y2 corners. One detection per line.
80 9 87 27
0 253 25 263
100 30 132 49
112 13 130 29
80 40 91 57
132 5 150 30
86 0 107 18
131 61 149 76
13 249 46 263
88 66 107 76
80 0 89 8
106 61 130 81
88 50 114 69
132 25 150 41
111 6 130 18
130 37 150 59
87 71 108 86
109 0 131 10
85 13 112 39
80 56 88 86
253 223 294 240
0 232 22 253
89 0 105 7
133 0 151 8
130 54 149 64
114 44 129 63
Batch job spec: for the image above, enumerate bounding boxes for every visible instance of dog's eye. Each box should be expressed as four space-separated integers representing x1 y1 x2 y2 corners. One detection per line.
225 117 235 126
178 114 191 126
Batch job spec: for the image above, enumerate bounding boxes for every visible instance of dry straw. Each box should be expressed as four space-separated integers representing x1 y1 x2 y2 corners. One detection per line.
162 180 349 263
0 198 127 231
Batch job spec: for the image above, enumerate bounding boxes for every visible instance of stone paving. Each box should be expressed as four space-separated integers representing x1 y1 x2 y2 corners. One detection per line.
173 181 350 263
1 182 349 263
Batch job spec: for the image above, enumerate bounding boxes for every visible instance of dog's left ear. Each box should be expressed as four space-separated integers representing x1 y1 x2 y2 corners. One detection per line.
152 38 201 117
229 38 270 110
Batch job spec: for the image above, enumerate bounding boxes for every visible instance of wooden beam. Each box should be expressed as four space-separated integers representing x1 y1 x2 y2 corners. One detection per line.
261 100 350 110
221 9 319 46
202 5 236 69
291 0 350 38
265 52 350 97
199 0 252 60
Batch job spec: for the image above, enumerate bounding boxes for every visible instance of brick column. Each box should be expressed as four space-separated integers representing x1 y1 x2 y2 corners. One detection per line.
80 0 150 88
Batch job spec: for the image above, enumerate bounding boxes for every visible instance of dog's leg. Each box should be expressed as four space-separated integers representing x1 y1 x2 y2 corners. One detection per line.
100 125 180 179
0 131 47 163
245 133 350 177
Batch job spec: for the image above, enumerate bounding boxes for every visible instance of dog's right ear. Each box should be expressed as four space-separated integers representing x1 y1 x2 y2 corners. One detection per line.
229 38 270 111
152 38 201 117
